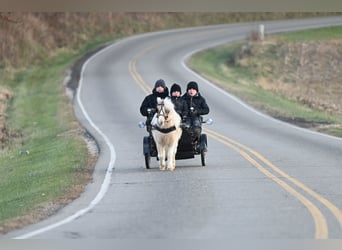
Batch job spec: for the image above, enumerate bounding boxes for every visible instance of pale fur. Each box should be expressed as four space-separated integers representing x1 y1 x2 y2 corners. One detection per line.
151 97 182 171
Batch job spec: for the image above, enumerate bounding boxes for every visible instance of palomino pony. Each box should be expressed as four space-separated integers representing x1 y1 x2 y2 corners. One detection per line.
151 97 182 171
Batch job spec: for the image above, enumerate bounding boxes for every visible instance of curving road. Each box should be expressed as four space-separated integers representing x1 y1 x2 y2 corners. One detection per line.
10 16 342 239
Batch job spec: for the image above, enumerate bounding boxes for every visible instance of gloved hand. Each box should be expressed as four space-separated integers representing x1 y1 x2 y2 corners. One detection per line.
190 107 198 116
147 108 156 114
181 120 191 129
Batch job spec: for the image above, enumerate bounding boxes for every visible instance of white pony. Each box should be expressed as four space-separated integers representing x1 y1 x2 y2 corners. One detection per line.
151 97 182 171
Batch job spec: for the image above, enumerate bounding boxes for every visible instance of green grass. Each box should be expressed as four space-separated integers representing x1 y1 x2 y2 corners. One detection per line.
190 44 256 84
276 25 342 41
0 54 85 222
188 27 342 136
0 17 341 229
0 36 115 225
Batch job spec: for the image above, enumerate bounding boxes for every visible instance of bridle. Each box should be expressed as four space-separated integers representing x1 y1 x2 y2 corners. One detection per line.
153 100 176 134
156 101 169 121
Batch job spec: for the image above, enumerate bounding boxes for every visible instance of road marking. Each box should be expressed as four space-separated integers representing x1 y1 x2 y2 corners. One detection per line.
181 36 342 237
128 46 154 94
14 38 120 239
130 41 342 239
14 21 342 239
204 128 329 239
209 129 342 231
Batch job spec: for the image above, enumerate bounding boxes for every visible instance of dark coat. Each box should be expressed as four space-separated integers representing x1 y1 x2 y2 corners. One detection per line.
170 96 188 119
140 87 169 117
182 92 209 117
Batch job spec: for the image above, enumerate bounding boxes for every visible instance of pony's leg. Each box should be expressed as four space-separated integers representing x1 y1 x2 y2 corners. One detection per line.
155 143 165 170
168 131 181 171
167 144 177 171
172 143 179 167
159 146 166 170
173 143 179 169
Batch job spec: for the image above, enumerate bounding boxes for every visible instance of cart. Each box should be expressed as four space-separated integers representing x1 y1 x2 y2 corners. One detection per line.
140 116 212 169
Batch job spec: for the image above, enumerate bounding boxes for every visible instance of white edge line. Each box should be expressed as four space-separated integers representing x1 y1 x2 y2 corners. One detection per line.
14 42 119 239
13 31 179 239
181 46 342 143
14 19 342 239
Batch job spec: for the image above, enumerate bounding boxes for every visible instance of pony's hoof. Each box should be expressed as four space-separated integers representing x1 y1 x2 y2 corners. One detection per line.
167 166 175 171
160 166 166 171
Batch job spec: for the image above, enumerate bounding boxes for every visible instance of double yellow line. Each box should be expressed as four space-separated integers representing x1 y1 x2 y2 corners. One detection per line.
130 43 342 239
205 128 342 239
128 45 154 95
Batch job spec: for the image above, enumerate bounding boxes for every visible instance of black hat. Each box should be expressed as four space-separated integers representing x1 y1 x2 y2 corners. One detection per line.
154 79 166 88
170 83 182 94
186 81 198 92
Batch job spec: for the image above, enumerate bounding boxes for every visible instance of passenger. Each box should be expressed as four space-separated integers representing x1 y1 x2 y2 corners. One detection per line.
170 83 188 121
140 79 169 131
182 81 210 142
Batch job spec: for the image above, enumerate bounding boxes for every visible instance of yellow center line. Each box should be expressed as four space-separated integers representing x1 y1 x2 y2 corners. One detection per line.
128 46 154 95
128 37 342 239
205 128 342 233
204 128 328 239
129 28 225 95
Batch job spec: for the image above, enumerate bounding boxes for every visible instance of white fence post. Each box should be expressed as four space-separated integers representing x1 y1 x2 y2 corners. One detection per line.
259 24 265 41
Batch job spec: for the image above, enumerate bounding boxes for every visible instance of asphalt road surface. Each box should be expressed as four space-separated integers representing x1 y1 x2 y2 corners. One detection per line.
9 16 342 239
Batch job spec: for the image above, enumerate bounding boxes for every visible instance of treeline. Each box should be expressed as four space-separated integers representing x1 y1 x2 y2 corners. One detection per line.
0 12 337 69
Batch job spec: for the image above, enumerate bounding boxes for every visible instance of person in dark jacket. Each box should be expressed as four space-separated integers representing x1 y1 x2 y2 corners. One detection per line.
170 83 188 121
182 81 209 142
140 79 169 131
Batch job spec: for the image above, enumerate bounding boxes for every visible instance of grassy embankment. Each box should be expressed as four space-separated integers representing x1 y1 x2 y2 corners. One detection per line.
188 25 342 137
0 38 115 232
0 13 338 233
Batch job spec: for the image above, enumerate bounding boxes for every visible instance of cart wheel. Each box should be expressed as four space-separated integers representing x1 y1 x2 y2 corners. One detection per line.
200 150 206 166
145 153 151 169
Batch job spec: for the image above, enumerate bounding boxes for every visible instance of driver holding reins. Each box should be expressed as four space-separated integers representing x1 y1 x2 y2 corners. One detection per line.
140 79 169 131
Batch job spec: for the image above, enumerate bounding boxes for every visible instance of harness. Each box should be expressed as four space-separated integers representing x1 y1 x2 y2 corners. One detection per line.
152 125 177 133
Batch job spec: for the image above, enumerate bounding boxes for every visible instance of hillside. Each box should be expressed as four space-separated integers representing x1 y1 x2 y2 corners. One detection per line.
234 32 342 135
0 13 338 148
0 13 336 69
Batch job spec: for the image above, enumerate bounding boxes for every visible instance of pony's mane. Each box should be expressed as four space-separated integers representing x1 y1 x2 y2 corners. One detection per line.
156 97 174 111
163 97 174 112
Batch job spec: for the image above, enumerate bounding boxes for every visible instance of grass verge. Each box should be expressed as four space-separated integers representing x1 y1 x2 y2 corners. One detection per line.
0 37 115 233
188 26 342 137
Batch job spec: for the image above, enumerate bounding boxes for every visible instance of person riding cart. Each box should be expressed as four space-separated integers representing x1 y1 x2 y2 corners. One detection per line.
140 79 169 132
182 81 210 147
170 83 188 121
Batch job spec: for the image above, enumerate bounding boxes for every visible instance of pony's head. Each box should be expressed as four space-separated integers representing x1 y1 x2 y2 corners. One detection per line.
154 97 180 128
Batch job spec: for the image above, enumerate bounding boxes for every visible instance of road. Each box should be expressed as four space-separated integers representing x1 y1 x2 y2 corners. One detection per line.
10 16 342 239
